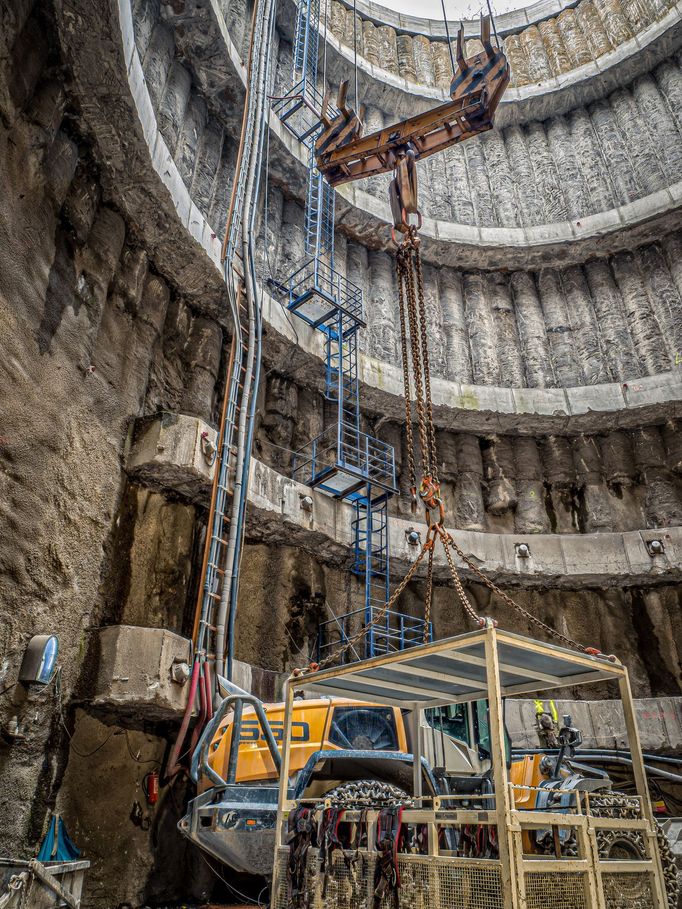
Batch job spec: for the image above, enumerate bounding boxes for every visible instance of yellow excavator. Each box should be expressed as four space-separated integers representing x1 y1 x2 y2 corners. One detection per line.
179 688 679 905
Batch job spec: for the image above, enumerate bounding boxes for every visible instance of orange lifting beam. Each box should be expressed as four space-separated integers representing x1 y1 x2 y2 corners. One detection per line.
315 16 509 188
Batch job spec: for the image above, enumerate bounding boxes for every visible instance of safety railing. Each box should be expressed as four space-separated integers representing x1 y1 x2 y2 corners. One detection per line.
270 80 340 144
274 793 664 909
508 786 662 909
287 256 364 327
292 423 395 494
317 607 430 663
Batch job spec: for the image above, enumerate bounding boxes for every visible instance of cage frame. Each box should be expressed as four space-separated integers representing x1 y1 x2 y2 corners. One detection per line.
272 623 669 909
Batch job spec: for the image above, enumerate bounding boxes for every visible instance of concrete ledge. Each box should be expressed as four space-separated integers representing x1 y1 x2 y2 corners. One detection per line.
247 458 682 588
126 412 217 504
92 626 192 721
93 617 682 751
124 416 682 589
56 0 229 321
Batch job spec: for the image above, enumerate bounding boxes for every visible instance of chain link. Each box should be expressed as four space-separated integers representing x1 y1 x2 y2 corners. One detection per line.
423 541 434 644
445 532 587 653
412 236 438 480
397 237 430 477
396 249 416 505
437 526 486 628
301 197 594 673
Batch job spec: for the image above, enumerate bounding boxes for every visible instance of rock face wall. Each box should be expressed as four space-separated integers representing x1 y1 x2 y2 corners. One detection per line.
0 5 224 905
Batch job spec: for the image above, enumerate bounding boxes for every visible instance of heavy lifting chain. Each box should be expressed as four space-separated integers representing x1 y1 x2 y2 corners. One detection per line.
396 223 604 652
298 179 611 675
393 223 596 656
396 226 485 640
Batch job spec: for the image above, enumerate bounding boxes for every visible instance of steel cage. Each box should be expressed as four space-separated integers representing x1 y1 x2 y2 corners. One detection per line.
272 625 669 909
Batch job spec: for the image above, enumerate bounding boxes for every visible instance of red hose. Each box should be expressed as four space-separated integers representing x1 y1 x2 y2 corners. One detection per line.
203 662 214 722
165 658 200 780
190 661 208 754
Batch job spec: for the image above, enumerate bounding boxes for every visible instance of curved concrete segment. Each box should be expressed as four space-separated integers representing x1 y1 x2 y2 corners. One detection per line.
263 290 682 431
59 0 682 443
336 0 583 37
310 0 682 125
248 458 682 588
125 413 682 589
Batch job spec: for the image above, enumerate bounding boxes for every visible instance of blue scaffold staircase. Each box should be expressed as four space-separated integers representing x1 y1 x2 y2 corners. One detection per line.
272 0 428 663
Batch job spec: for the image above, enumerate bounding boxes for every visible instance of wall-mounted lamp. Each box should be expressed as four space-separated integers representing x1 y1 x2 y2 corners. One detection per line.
18 635 59 686
647 539 664 556
515 543 531 559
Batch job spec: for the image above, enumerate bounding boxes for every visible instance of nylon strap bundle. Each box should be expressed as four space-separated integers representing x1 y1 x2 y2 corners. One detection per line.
374 807 403 909
286 806 317 909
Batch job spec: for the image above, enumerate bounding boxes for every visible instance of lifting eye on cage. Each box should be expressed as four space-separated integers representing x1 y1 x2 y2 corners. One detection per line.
515 542 531 559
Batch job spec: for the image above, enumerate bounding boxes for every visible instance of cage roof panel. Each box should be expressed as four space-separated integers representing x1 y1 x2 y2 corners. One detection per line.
295 628 624 708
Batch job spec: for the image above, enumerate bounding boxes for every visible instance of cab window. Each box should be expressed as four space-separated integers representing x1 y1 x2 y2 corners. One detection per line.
328 706 399 751
424 704 470 746
474 699 511 766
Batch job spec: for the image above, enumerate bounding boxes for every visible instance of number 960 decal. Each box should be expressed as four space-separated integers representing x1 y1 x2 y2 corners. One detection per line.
238 720 310 742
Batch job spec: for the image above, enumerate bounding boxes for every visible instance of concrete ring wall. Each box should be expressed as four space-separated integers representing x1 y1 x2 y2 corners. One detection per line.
337 0 655 41
58 0 682 549
322 0 682 91
60 0 682 428
124 0 682 397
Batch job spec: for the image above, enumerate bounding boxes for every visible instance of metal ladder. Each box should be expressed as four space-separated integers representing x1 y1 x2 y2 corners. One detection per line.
324 314 360 445
352 490 389 651
273 0 430 663
305 152 335 264
196 285 250 655
194 0 275 673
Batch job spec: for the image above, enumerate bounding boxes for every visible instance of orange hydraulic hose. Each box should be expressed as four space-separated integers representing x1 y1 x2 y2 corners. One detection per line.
221 0 261 264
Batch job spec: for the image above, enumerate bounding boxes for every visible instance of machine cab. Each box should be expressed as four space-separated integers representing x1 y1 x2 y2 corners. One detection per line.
422 700 511 777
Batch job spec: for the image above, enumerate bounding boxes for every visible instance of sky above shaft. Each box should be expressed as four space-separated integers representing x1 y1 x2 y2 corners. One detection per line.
378 0 528 19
